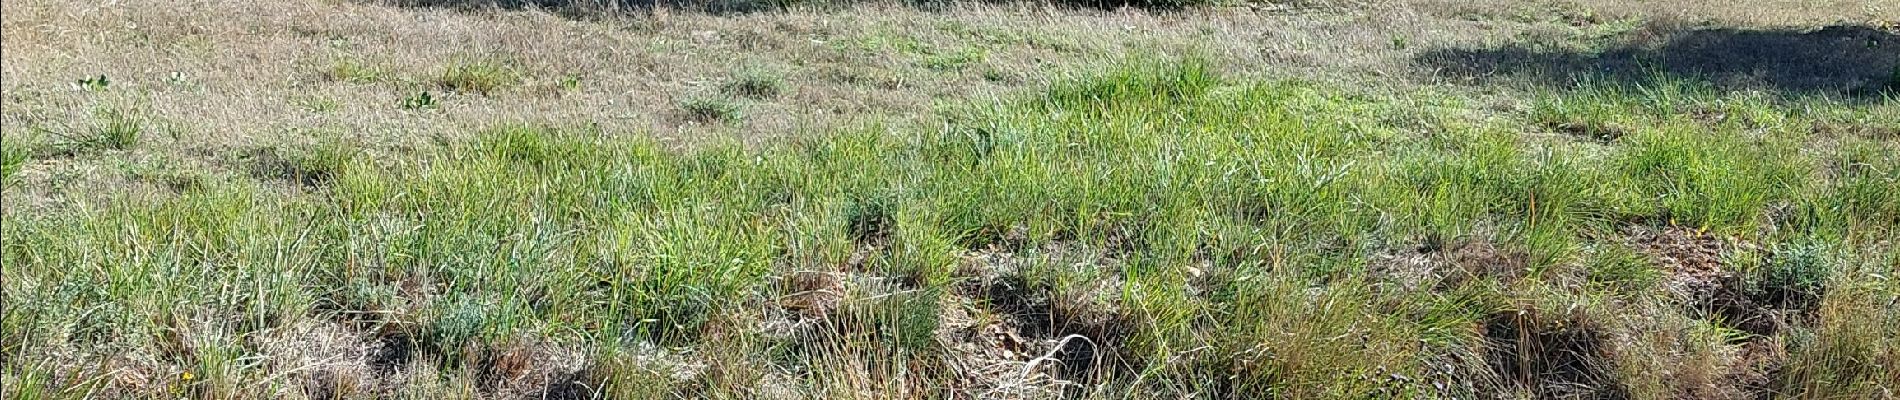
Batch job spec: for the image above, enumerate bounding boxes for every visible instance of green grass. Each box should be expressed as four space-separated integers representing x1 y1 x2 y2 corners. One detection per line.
437 61 520 95
0 135 32 182
4 59 1897 399
45 107 145 154
325 59 386 83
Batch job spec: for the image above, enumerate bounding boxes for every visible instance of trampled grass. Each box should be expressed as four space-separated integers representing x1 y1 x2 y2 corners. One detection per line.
4 57 1896 398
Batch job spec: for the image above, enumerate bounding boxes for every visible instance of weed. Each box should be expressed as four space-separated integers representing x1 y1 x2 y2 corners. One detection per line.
73 74 110 91
1750 242 1834 307
401 91 438 109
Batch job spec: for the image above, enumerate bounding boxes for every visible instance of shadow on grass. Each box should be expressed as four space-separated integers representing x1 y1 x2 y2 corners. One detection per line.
1415 24 1900 99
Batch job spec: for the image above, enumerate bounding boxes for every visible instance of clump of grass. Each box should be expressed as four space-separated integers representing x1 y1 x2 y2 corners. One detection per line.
245 139 356 187
437 61 519 95
680 96 743 123
1 136 33 181
94 108 143 150
324 59 385 83
1042 57 1218 111
298 95 341 112
52 107 144 153
721 68 784 99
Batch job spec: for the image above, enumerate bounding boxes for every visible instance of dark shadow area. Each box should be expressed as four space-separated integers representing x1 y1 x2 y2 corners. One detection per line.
1416 24 1900 98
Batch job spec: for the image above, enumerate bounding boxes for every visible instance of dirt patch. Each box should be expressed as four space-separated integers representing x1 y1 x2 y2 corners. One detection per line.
1620 226 1811 399
251 321 394 399
1717 339 1785 400
369 331 415 373
938 242 1137 397
1481 309 1628 399
1622 226 1822 337
1370 238 1532 292
778 270 848 319
471 336 597 399
1623 226 1733 305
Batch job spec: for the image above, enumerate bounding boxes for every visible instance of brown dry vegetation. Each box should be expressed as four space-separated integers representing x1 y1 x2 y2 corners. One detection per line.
4 0 1899 399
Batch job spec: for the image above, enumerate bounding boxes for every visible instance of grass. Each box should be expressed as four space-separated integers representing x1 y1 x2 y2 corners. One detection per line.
42 107 145 155
680 95 745 123
325 59 386 83
5 0 1899 397
4 57 1896 398
0 138 31 182
722 67 786 99
437 61 520 95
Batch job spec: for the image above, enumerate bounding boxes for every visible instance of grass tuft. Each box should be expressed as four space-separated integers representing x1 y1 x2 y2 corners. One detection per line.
325 59 386 83
722 67 785 99
680 95 744 123
437 61 520 94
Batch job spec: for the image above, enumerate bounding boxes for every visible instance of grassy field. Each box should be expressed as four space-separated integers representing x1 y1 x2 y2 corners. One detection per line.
3 0 1898 399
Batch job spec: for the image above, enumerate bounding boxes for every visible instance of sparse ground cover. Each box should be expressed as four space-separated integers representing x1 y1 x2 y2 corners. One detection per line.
2 0 1898 399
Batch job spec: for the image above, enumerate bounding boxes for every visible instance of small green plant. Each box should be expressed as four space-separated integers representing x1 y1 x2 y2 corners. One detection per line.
401 91 437 110
721 69 784 99
680 96 742 123
559 74 584 91
298 96 341 113
1750 242 1833 307
438 61 519 94
165 71 190 86
74 75 110 91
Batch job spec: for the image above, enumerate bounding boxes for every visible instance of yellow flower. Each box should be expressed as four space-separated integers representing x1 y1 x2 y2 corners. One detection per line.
180 372 195 381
